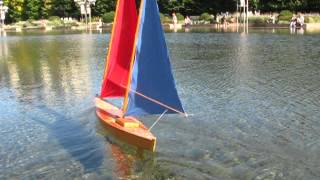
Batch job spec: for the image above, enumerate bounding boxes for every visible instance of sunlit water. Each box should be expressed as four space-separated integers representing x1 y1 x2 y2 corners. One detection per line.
1 29 320 179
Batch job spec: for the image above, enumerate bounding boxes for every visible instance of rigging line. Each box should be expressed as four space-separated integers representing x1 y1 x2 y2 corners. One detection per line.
120 84 188 117
148 109 168 131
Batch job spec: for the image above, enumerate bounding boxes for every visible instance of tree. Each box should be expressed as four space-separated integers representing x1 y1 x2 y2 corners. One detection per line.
158 0 237 16
259 0 306 12
250 0 259 13
2 0 320 24
305 0 320 12
42 0 52 18
50 0 78 18
91 0 116 17
22 0 45 20
193 0 236 15
3 0 25 23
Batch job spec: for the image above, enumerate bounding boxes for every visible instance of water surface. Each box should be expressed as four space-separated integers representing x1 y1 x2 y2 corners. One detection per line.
1 29 320 179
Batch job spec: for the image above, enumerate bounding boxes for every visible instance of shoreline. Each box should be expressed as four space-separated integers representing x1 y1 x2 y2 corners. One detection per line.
164 23 320 29
1 22 319 32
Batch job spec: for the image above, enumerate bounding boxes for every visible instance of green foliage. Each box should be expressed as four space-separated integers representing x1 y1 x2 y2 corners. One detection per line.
280 10 293 17
176 13 184 21
92 0 116 17
50 0 78 17
91 16 102 22
63 20 78 27
248 16 267 25
159 13 165 21
102 11 115 23
157 0 237 16
199 13 212 22
277 20 290 24
305 16 320 23
22 0 45 20
159 13 171 23
48 16 60 21
47 16 63 26
305 0 320 12
2 0 320 25
258 0 316 12
278 10 293 22
22 21 33 28
4 0 24 23
250 0 259 12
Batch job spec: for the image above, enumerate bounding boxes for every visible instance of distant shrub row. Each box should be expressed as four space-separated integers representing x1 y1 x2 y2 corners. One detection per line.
305 16 320 23
248 16 267 25
101 12 187 24
93 10 320 25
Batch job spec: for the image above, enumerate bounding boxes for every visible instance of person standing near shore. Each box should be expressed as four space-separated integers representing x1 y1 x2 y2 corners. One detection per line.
98 18 103 28
172 13 178 28
184 16 192 27
270 14 276 24
297 13 304 27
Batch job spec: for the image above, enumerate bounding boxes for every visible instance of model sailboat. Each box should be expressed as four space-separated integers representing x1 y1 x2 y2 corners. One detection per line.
95 0 186 152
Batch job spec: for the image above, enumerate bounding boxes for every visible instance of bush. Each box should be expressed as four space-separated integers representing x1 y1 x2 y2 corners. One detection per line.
277 20 289 24
91 16 102 22
305 16 320 23
176 13 184 21
278 10 293 22
48 16 63 26
248 16 266 25
160 13 171 23
64 21 78 27
22 21 33 28
48 16 61 22
47 21 63 27
199 13 212 22
102 11 115 23
26 19 39 26
159 13 165 22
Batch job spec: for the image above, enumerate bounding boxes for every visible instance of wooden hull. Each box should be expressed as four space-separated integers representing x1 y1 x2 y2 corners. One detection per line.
95 98 156 152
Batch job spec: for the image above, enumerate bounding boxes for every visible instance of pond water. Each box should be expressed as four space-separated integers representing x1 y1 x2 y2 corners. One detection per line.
0 29 320 179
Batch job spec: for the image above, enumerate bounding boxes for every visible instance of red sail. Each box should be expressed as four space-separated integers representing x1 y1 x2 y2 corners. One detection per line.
100 0 138 98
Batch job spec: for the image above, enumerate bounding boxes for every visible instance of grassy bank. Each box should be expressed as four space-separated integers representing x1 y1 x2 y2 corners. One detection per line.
3 11 320 31
3 16 105 31
248 12 320 26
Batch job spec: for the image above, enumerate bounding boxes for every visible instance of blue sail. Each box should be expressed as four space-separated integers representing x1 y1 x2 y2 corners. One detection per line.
125 0 184 116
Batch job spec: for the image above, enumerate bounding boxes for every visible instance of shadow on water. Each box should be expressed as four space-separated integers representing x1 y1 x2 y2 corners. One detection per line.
28 104 105 173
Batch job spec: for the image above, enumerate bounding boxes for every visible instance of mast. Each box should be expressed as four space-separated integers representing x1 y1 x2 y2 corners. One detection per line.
122 0 145 113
